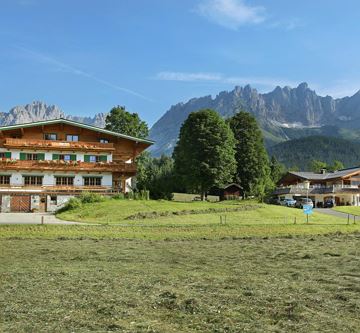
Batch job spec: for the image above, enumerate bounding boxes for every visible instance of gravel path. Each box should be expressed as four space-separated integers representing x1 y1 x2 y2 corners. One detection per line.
0 213 80 225
313 208 351 219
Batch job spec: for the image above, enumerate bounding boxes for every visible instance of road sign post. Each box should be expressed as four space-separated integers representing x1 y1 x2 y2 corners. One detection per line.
303 204 313 223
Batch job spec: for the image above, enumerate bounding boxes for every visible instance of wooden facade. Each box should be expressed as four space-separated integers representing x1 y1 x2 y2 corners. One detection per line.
0 119 153 212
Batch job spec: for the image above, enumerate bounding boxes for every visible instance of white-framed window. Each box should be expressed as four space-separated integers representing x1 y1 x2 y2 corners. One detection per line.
66 135 79 142
100 138 109 143
44 133 57 140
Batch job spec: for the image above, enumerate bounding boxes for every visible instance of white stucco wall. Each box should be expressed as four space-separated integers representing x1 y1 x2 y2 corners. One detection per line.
1 195 10 212
0 149 112 163
47 195 73 212
10 172 23 186
126 177 132 192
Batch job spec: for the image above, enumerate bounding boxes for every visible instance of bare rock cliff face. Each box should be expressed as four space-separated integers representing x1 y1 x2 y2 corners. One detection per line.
0 101 106 128
149 82 360 156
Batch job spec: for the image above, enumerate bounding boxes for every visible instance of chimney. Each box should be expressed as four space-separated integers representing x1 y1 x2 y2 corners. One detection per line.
320 168 327 174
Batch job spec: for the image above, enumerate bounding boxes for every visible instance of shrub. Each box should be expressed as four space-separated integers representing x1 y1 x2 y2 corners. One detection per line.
79 192 105 204
59 197 82 212
112 193 125 200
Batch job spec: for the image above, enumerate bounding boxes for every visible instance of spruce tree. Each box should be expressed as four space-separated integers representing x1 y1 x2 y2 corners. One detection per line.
229 111 272 199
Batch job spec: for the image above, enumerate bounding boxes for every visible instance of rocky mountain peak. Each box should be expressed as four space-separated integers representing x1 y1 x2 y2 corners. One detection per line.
149 83 360 156
0 101 106 127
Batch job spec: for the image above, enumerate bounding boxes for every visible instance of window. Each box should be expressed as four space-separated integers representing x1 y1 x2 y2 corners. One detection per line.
0 152 11 159
59 154 71 161
52 154 76 161
66 135 79 142
44 133 57 140
84 177 101 186
26 153 38 161
85 155 107 163
20 153 44 161
100 138 109 143
0 175 10 185
50 195 57 204
55 177 74 186
24 176 43 186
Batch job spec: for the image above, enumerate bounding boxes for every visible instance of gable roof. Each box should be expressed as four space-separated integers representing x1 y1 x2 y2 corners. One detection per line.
288 166 360 181
0 118 154 145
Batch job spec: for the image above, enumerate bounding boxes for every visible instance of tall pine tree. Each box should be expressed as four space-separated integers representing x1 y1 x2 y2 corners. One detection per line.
173 109 236 200
229 111 272 199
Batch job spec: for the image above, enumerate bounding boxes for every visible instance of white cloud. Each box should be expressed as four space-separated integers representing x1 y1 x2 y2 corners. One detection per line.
156 71 223 82
195 0 266 30
14 46 152 102
155 71 297 90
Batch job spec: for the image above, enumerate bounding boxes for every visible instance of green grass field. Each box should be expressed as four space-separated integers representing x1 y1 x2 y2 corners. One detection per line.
334 206 360 216
2 201 360 331
2 235 360 332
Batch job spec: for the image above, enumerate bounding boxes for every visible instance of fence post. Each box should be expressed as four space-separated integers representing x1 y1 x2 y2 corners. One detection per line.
41 216 44 225
354 215 356 225
294 217 296 224
347 214 350 225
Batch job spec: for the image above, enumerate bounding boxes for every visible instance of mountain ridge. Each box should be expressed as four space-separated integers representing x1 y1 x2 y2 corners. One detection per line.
0 101 106 128
149 83 360 156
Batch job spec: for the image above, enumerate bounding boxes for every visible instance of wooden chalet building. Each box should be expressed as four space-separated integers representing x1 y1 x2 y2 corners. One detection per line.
274 167 360 207
0 119 153 212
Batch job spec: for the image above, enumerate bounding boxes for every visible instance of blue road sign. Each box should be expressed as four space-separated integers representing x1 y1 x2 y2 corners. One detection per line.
303 204 313 215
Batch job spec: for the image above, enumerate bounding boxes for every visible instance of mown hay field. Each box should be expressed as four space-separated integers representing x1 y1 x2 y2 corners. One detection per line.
1 235 360 332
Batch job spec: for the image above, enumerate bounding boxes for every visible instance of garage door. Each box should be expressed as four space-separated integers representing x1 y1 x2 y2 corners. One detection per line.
11 196 31 212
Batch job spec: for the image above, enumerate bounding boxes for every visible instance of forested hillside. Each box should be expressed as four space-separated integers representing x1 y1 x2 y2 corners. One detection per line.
268 136 360 170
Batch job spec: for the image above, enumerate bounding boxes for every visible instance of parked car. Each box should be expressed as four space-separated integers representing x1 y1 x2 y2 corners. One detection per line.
323 199 334 208
295 198 314 209
280 198 297 207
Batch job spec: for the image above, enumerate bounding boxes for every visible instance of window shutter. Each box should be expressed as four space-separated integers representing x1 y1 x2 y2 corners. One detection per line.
4 152 11 158
20 152 26 160
99 155 107 162
38 153 45 160
84 155 90 162
70 154 76 161
52 154 59 160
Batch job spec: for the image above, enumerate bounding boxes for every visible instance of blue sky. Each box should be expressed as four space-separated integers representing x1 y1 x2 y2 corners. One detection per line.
1 0 360 126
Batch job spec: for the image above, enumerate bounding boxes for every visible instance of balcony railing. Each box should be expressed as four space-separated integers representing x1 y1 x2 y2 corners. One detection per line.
275 184 360 194
0 159 136 173
0 185 114 193
3 138 115 152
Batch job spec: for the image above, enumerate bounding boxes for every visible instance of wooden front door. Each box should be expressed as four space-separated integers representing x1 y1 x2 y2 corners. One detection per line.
10 195 31 212
39 195 46 212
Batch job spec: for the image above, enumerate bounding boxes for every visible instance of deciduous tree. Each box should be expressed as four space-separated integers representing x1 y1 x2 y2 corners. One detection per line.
105 106 149 138
173 109 236 200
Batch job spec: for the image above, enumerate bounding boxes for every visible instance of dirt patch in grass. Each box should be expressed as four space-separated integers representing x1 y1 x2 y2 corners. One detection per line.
1 234 360 332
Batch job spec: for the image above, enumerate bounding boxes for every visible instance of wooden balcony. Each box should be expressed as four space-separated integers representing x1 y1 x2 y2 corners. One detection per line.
0 159 136 174
0 185 115 194
3 138 115 152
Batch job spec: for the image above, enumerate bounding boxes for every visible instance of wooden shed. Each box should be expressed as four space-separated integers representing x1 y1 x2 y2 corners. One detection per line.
220 183 243 201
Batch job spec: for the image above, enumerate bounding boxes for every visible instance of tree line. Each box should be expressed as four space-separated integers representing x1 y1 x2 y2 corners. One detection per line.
106 106 351 200
105 106 286 200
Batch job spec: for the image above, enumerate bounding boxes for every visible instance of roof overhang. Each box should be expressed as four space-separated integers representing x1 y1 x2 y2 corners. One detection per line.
0 118 154 145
